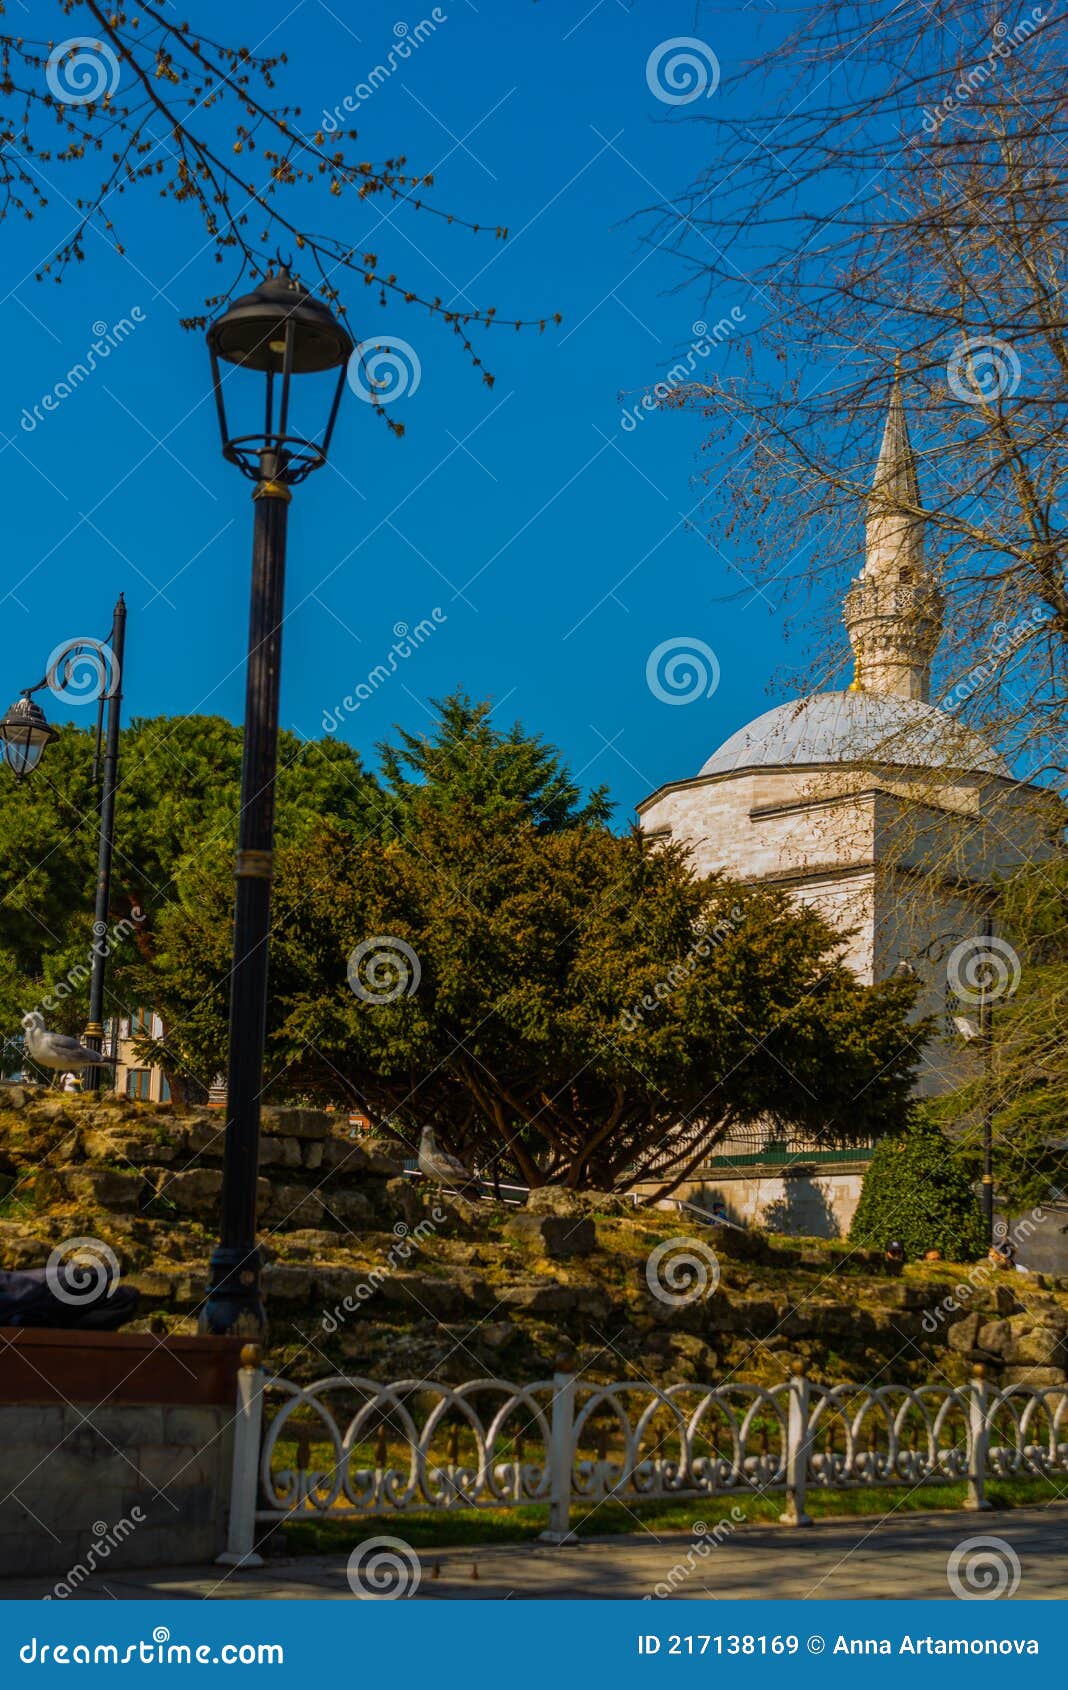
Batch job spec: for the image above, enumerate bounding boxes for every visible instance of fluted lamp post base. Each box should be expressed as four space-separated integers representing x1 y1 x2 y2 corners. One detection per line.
203 1245 266 1340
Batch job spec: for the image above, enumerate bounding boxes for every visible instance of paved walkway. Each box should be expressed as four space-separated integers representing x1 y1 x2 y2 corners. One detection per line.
3 1505 1067 1601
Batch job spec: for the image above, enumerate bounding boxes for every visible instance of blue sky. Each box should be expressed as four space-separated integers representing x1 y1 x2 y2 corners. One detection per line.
2 0 816 822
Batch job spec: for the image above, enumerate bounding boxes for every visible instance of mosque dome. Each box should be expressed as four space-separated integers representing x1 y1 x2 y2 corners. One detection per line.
700 690 1010 779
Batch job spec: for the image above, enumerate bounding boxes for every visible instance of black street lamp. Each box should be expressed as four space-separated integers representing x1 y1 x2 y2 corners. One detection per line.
979 915 995 1246
0 598 127 1089
946 918 999 1247
203 265 352 1337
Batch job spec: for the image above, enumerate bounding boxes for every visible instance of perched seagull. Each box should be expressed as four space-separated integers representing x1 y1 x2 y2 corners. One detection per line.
418 1124 480 1195
21 1011 116 1077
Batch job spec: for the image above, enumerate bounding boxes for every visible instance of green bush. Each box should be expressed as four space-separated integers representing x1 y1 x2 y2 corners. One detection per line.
849 1112 987 1261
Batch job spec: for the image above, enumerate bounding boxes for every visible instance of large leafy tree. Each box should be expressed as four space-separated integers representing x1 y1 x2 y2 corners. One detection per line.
141 699 924 1190
0 714 378 1046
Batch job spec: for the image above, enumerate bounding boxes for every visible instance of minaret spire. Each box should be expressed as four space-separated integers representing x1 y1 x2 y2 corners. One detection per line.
843 370 943 702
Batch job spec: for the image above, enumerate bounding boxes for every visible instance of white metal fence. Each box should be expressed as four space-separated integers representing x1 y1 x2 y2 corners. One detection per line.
220 1359 1068 1562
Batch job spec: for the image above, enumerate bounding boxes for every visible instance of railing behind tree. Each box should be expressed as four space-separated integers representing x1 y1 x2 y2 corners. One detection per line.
220 1360 1068 1561
640 1124 879 1177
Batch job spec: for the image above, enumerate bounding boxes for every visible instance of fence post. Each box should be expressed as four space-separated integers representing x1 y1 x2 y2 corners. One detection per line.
217 1343 266 1566
539 1371 577 1544
779 1364 812 1527
965 1362 992 1511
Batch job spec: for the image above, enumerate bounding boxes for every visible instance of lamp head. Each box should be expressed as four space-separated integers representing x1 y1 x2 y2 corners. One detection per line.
206 265 353 484
207 267 353 376
0 694 58 780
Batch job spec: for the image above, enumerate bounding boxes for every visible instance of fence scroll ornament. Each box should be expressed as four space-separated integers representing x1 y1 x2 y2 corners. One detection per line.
221 1361 1068 1560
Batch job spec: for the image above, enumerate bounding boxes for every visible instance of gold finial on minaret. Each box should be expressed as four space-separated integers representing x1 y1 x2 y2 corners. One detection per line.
842 373 943 703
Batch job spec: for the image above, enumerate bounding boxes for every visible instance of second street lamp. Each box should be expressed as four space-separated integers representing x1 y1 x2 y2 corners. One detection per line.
0 602 126 1090
203 265 353 1337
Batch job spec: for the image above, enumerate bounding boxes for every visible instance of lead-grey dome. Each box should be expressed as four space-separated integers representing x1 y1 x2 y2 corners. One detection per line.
700 691 1009 778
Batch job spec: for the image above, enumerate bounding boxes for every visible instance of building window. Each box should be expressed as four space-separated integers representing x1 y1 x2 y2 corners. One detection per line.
160 1075 171 1104
126 1069 152 1101
131 1007 152 1036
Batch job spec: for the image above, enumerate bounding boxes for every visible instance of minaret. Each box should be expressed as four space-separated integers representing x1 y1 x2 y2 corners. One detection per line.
843 371 944 702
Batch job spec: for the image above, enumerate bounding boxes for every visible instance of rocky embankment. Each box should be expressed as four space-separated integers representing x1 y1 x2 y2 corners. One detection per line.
1 1088 1066 1391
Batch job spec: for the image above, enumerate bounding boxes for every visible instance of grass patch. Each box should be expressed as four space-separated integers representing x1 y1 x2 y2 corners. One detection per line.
276 1473 1065 1556
0 1180 33 1221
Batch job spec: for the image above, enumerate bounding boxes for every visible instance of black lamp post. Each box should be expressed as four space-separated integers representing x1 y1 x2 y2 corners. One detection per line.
0 601 126 1089
979 914 995 1246
203 265 352 1337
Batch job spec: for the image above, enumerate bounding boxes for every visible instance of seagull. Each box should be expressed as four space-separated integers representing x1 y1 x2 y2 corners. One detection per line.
21 1011 117 1077
417 1124 480 1195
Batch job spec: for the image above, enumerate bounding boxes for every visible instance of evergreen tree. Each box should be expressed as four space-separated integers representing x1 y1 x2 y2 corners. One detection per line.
849 1112 987 1261
377 693 611 834
144 699 924 1189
